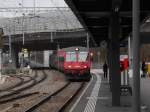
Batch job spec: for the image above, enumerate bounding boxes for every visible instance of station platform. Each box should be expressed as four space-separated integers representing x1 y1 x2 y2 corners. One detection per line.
70 69 132 112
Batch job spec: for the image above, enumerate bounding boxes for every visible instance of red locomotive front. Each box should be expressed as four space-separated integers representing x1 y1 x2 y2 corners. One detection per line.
49 47 92 81
63 47 92 80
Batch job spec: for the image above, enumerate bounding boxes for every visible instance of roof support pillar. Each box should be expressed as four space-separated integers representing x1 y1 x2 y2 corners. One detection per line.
128 36 133 68
132 0 141 111
109 10 121 106
107 43 112 92
11 44 19 68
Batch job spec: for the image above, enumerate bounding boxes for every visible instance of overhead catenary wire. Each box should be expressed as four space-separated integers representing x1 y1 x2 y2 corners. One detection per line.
50 0 97 47
0 0 83 36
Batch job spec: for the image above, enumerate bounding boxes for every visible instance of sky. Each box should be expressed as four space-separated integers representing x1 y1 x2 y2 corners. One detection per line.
0 0 68 17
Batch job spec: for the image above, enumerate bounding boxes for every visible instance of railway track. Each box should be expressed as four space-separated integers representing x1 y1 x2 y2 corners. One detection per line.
0 71 37 92
0 70 47 103
0 75 24 91
0 69 83 112
23 82 84 112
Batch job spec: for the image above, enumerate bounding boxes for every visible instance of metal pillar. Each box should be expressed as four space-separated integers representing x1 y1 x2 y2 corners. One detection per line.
8 19 12 62
34 52 37 66
15 51 19 68
107 43 112 91
128 36 133 68
132 0 140 111
11 45 19 68
9 34 12 61
97 51 100 64
28 51 31 62
0 28 4 78
51 32 53 42
0 49 2 77
21 0 25 45
109 11 121 106
87 32 89 50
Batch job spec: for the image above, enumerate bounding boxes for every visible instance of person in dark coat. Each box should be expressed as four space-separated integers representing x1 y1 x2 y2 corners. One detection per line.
103 62 108 78
141 61 146 77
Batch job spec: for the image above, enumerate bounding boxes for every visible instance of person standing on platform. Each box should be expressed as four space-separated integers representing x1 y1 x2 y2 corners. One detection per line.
103 62 108 78
141 61 147 77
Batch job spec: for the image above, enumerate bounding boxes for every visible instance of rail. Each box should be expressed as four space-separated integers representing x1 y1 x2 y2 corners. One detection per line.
24 82 71 112
24 82 84 112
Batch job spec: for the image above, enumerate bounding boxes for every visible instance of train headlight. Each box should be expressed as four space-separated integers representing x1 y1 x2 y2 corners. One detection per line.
90 52 93 57
75 48 79 51
84 66 87 68
68 65 72 68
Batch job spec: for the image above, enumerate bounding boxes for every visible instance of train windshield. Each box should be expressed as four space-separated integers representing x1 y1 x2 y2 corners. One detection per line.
78 52 88 62
66 52 76 62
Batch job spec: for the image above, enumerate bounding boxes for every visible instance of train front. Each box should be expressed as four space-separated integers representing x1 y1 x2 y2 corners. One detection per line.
64 48 92 81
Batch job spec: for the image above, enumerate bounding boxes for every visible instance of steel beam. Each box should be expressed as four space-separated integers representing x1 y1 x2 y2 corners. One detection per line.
132 0 141 111
11 45 19 68
107 43 112 92
109 10 121 106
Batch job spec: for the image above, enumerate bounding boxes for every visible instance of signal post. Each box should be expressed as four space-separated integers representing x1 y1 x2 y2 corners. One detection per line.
0 28 4 78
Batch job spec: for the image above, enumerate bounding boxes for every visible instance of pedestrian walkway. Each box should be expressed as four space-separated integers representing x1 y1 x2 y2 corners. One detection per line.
95 77 132 112
70 69 132 112
92 69 132 112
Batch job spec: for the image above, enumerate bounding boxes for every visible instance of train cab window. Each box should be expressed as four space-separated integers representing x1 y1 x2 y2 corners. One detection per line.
78 52 88 62
66 52 76 62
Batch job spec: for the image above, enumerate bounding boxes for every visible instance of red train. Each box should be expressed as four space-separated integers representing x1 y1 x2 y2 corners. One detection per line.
49 46 93 81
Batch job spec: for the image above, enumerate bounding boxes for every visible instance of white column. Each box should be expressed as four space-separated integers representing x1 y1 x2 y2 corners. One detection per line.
87 33 89 50
51 32 53 42
128 36 133 68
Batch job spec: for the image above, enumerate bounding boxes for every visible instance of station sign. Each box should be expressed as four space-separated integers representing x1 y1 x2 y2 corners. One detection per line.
22 48 28 58
22 48 28 53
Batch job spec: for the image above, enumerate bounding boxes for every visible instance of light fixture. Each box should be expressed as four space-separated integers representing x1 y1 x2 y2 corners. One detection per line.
68 65 71 68
146 18 150 23
84 66 87 68
75 48 79 51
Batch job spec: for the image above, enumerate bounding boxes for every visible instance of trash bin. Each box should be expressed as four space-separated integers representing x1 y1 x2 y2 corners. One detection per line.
147 63 150 77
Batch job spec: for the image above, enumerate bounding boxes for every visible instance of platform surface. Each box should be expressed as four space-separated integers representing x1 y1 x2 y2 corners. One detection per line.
70 69 132 112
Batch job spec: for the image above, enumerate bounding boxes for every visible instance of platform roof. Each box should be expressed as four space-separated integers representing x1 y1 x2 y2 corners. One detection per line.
0 9 82 35
65 0 150 46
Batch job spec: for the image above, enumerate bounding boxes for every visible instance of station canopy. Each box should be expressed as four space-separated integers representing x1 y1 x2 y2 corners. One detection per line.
0 0 83 35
